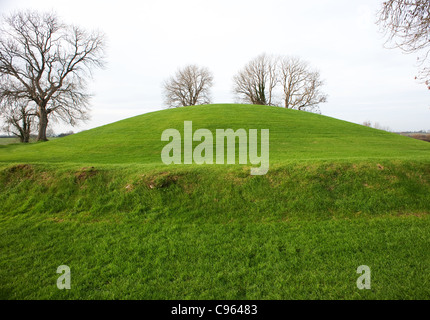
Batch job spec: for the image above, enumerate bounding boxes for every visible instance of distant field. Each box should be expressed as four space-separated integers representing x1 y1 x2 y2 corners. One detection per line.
1 104 429 299
0 137 20 145
399 132 430 143
0 137 59 145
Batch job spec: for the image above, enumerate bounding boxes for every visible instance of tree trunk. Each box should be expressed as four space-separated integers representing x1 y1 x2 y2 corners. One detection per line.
23 125 30 143
17 125 25 143
37 105 49 141
22 115 30 143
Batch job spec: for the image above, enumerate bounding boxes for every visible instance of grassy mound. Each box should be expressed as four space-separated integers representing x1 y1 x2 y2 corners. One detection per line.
1 104 429 300
1 104 429 164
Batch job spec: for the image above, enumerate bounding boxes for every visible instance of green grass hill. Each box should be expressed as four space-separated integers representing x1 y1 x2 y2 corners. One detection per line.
1 104 429 300
1 104 429 164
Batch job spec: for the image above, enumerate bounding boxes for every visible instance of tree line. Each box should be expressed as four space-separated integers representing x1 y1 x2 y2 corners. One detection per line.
1 1 429 143
163 54 328 113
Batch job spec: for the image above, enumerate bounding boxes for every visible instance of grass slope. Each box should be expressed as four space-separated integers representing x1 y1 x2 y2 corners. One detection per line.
1 104 429 164
1 104 429 300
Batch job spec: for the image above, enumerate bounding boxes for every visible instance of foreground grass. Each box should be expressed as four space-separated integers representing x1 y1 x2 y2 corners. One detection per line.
1 214 429 300
1 105 429 299
1 160 429 299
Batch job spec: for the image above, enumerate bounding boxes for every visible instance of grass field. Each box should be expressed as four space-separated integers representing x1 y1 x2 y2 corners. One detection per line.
0 137 58 145
1 104 429 299
0 137 20 145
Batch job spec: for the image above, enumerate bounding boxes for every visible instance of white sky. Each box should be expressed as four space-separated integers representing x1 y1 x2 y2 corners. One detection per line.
1 0 429 132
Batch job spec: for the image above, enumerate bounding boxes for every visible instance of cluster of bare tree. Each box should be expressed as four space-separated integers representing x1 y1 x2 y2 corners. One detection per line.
5 3 427 143
164 1 430 109
0 11 105 142
233 54 327 112
163 54 327 112
377 0 430 89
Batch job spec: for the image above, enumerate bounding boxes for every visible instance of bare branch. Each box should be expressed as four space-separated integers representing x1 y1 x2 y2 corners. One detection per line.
377 0 430 89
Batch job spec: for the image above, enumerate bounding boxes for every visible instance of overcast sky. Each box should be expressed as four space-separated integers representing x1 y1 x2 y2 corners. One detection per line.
1 0 429 132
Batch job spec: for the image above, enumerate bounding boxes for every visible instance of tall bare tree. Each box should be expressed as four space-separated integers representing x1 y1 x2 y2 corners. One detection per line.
233 54 278 106
279 56 327 112
163 65 213 107
0 11 106 141
377 0 430 89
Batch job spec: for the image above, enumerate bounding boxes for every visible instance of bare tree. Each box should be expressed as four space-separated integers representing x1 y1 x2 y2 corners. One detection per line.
377 0 430 89
363 120 372 127
232 54 278 106
362 120 391 132
279 56 327 112
0 11 106 141
163 65 213 107
0 98 36 143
